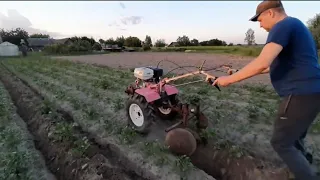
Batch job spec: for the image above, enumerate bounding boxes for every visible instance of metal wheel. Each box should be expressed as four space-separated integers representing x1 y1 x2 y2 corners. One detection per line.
156 94 179 120
126 93 154 134
129 103 145 127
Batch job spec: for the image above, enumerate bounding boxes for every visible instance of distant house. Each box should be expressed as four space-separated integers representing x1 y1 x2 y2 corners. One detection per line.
27 38 55 51
167 42 179 47
103 44 123 52
0 42 19 57
53 38 73 45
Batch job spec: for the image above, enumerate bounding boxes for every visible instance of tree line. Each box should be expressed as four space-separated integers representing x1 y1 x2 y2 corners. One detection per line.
1 13 319 50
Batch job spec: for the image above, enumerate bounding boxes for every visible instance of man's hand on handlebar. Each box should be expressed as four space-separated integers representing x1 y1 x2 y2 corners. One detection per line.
212 76 233 87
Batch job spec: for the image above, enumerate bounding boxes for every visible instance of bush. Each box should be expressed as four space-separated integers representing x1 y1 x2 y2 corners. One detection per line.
43 40 94 55
92 42 102 51
142 44 151 51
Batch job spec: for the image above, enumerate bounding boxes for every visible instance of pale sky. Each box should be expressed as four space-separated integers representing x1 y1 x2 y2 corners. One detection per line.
0 1 319 44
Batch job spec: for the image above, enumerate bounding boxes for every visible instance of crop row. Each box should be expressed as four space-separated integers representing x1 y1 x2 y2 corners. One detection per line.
0 81 54 180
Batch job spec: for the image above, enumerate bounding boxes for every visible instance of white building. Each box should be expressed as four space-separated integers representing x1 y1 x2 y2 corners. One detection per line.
0 42 20 57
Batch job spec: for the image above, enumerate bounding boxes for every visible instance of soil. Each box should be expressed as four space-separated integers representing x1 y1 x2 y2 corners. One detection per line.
190 145 289 180
54 52 271 85
0 66 150 180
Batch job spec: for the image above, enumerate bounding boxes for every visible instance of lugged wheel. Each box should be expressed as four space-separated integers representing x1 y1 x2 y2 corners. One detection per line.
126 93 155 134
155 94 179 120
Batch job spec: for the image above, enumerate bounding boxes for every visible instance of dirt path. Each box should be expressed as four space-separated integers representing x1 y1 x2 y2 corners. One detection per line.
54 52 271 86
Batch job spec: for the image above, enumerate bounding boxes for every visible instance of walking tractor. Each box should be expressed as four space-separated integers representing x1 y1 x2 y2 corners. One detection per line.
124 60 238 155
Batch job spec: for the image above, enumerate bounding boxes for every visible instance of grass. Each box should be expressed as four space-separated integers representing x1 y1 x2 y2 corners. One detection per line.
150 45 263 57
1 53 320 176
0 81 52 180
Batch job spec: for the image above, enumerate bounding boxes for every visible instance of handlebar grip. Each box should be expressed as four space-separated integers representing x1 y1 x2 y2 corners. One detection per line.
207 77 221 91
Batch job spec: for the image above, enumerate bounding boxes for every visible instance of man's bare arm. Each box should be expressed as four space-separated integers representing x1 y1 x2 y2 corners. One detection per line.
227 42 282 84
261 67 270 74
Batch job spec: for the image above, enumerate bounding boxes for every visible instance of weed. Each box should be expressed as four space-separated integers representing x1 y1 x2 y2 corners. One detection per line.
41 99 52 114
197 87 209 95
93 79 111 90
247 104 259 122
311 119 320 134
84 105 99 120
229 145 246 158
54 121 75 142
199 128 217 140
117 126 138 144
112 96 124 111
0 152 31 180
174 155 194 179
0 128 22 149
72 137 90 157
184 93 201 105
143 140 170 165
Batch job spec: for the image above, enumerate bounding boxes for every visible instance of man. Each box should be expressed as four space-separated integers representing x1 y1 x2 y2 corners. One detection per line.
213 0 320 180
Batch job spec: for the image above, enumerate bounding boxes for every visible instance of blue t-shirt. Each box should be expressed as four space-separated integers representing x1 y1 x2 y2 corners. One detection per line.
266 16 320 97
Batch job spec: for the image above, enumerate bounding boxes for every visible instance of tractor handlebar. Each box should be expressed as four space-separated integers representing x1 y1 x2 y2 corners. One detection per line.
207 77 221 91
161 60 239 91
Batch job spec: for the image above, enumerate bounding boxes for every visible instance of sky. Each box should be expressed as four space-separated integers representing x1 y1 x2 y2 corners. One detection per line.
0 1 319 44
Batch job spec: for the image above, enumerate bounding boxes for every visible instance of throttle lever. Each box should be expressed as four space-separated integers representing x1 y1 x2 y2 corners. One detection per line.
207 77 221 91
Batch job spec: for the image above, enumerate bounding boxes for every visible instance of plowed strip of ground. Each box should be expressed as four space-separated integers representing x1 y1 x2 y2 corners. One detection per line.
0 65 151 180
0 81 55 180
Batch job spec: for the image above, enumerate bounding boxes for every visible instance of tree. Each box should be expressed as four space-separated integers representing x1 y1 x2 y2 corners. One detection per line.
92 42 102 51
144 35 152 47
190 39 199 46
124 36 142 47
154 39 166 47
98 39 105 44
0 28 29 46
115 36 125 47
199 38 226 46
104 38 115 45
244 28 255 45
30 33 50 38
80 36 96 46
307 13 320 49
177 35 191 46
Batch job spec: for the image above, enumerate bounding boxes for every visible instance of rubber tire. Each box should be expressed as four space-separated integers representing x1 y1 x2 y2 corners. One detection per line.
126 93 154 134
156 107 178 120
155 94 179 120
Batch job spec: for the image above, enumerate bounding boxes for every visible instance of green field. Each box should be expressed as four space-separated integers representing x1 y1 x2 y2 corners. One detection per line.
0 54 319 180
150 45 263 57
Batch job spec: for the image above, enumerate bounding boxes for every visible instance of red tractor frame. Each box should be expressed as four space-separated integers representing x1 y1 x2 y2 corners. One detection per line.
124 60 237 136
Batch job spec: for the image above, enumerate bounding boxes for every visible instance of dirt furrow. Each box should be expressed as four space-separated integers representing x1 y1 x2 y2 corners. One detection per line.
0 65 151 180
